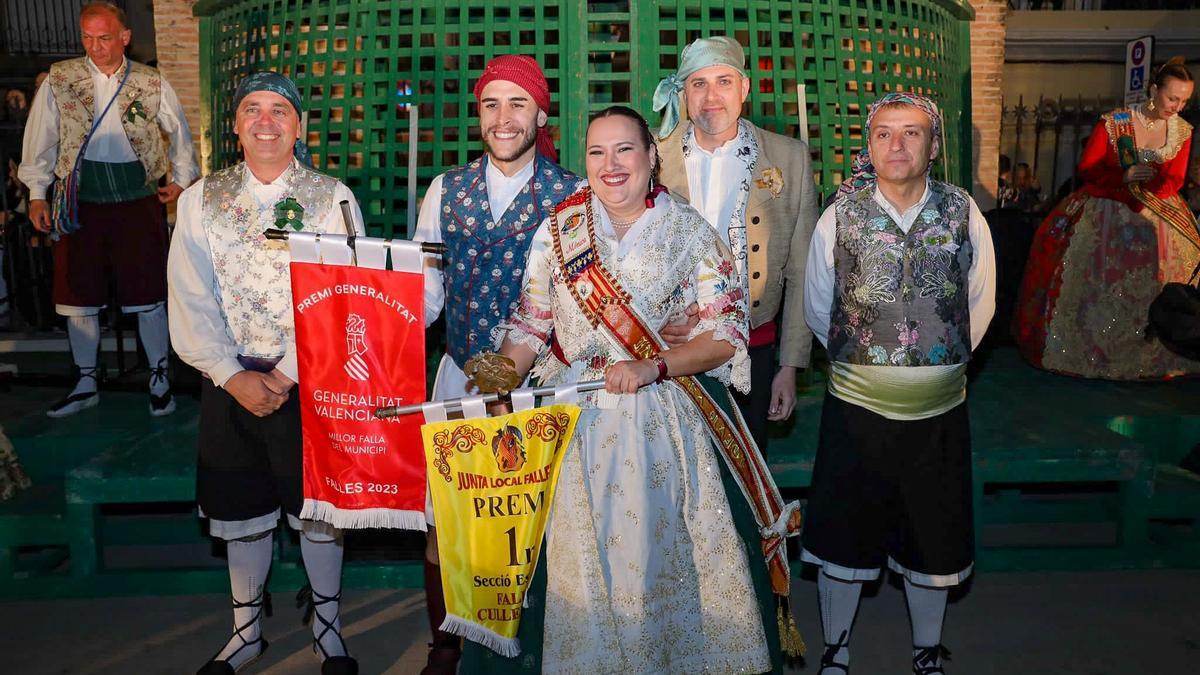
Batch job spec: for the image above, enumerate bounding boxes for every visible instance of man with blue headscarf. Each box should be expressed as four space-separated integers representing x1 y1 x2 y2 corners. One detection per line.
654 36 819 458
803 93 995 675
168 71 362 675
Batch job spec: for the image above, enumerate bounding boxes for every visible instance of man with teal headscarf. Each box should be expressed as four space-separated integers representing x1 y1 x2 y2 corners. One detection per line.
803 92 995 675
652 35 819 674
168 70 364 675
655 35 819 459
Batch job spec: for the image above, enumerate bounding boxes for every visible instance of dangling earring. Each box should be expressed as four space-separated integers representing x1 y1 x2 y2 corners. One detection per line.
1147 95 1157 112
645 176 657 208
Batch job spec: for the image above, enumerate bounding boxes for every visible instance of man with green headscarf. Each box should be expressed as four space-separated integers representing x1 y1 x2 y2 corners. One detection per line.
168 71 363 675
655 35 819 458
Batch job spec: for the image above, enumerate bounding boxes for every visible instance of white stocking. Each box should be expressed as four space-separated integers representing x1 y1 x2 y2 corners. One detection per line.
905 578 949 671
818 571 862 673
215 532 273 667
300 531 349 660
66 314 100 396
134 303 170 395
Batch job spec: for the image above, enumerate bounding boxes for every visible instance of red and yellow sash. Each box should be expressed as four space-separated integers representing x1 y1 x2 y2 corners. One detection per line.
1112 109 1200 251
549 189 801 595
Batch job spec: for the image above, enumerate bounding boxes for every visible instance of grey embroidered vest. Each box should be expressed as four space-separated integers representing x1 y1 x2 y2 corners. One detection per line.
200 162 340 358
828 181 974 366
48 57 167 183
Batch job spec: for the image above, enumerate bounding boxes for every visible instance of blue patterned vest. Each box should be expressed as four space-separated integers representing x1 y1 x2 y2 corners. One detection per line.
440 155 578 368
828 181 974 366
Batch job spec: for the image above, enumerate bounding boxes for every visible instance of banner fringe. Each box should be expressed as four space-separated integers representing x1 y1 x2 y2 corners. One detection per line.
300 499 427 531
439 613 521 658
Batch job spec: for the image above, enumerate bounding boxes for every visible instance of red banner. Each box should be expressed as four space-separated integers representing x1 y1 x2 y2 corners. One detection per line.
291 261 428 530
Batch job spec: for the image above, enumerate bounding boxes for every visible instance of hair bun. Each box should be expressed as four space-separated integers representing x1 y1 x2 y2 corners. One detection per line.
1152 56 1193 87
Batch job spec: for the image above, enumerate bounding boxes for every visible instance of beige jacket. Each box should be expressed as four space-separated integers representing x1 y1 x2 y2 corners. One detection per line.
658 121 819 368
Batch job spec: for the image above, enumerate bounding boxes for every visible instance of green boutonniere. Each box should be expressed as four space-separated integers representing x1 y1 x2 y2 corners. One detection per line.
124 100 147 124
274 197 306 231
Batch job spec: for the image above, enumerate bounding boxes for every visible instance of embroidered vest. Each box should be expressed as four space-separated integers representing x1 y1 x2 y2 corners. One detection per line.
201 162 341 358
440 155 578 368
828 181 974 366
48 57 167 183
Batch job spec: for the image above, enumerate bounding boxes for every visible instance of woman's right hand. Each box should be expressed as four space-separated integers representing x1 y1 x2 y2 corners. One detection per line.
604 359 659 394
1123 164 1156 184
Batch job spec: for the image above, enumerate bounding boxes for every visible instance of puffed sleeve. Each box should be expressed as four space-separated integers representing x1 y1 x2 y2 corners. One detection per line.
1148 133 1192 198
690 231 752 394
1076 119 1120 188
1076 116 1142 209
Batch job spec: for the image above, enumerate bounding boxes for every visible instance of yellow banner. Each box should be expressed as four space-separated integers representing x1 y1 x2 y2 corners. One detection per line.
422 404 580 657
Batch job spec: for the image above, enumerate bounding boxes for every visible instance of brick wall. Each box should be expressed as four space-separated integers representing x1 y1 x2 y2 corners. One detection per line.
969 0 1007 210
152 0 203 171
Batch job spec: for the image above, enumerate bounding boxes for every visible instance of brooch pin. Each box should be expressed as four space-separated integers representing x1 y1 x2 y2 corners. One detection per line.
754 167 785 198
124 100 147 124
274 197 306 231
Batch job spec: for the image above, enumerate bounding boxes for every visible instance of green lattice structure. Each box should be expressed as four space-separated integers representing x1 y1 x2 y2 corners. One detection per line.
194 0 975 239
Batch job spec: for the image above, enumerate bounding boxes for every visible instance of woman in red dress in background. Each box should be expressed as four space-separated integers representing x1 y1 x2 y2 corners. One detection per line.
1015 57 1197 380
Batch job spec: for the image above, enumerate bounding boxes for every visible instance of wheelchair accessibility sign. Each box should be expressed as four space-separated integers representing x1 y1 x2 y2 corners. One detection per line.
1124 36 1153 106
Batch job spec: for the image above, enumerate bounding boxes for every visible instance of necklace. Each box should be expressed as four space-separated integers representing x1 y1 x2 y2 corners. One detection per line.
1135 103 1162 131
610 212 643 228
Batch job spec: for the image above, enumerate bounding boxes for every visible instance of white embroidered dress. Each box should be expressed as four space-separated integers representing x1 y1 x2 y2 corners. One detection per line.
497 191 769 674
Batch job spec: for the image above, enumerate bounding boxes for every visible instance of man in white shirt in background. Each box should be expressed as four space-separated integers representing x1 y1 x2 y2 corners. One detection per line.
168 72 362 675
20 1 198 417
803 93 996 675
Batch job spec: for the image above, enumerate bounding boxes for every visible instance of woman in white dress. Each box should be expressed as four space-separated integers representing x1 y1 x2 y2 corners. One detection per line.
491 106 773 674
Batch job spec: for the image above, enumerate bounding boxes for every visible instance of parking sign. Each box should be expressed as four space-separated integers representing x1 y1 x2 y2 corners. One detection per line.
1125 36 1153 106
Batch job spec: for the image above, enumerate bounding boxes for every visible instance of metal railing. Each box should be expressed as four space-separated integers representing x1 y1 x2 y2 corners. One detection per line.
1000 93 1200 214
1 120 55 331
999 93 1120 213
1 0 128 56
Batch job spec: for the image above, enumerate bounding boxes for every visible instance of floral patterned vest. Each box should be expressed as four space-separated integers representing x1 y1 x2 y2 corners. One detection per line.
201 162 340 358
829 181 974 366
48 57 168 183
440 154 578 368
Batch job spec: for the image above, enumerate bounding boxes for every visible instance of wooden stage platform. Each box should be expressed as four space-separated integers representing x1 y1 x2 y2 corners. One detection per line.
2 347 1198 599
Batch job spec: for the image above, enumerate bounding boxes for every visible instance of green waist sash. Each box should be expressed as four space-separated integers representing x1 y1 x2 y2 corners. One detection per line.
828 362 966 421
77 159 154 204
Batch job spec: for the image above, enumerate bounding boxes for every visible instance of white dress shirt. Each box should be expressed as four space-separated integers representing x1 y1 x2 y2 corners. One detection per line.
413 156 537 399
19 57 199 200
805 181 996 352
684 128 752 245
168 164 360 387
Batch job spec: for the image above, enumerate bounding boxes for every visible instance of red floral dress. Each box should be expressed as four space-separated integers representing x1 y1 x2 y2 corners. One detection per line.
1014 112 1198 380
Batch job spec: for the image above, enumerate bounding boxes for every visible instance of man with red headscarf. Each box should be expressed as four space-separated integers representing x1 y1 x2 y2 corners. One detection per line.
412 54 580 674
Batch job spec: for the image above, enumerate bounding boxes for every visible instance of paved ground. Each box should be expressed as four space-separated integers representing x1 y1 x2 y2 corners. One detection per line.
3 567 1199 674
4 345 1199 673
